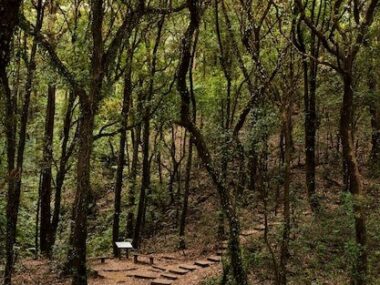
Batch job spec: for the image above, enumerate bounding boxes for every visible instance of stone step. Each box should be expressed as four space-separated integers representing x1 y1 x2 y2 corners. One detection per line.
194 260 213 268
162 255 176 260
133 273 157 279
216 250 225 256
151 279 173 285
161 273 178 280
207 255 222 262
168 268 189 275
178 264 197 271
152 265 167 271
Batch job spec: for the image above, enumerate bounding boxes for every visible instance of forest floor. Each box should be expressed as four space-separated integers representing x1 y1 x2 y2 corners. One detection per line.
7 162 380 284
12 228 268 285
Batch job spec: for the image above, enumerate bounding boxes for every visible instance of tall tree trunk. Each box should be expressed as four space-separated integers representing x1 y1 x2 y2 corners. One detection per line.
178 137 193 249
178 31 197 249
113 52 132 257
293 5 321 213
176 2 248 283
1 62 17 285
369 103 380 170
368 71 380 175
70 1 103 283
341 68 368 285
51 90 77 244
126 124 140 239
70 103 95 285
1 69 17 285
133 117 150 249
303 54 320 212
279 107 292 285
3 2 43 283
40 84 56 257
133 17 164 248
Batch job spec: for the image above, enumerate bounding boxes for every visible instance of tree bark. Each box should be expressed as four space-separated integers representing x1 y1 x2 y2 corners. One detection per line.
178 137 193 249
70 1 103 283
341 68 368 285
40 84 56 257
70 102 95 285
51 90 77 244
368 72 380 174
113 52 132 257
3 1 43 283
279 108 292 285
133 114 150 249
126 124 140 239
1 1 22 282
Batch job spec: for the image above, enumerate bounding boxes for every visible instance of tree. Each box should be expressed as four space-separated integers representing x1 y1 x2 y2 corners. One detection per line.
176 0 248 283
296 0 379 283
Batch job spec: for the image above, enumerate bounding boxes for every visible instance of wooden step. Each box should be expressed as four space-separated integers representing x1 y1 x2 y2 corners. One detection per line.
178 264 197 271
207 255 221 262
151 279 173 285
161 273 178 280
168 268 188 275
194 260 213 268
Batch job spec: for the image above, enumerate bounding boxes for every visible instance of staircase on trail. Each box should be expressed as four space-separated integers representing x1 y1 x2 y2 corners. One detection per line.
94 228 269 284
146 252 223 285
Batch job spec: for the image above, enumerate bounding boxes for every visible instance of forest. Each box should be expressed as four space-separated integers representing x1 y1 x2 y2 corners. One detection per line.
0 0 380 284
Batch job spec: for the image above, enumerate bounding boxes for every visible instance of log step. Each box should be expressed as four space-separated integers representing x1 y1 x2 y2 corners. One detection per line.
178 264 197 271
168 268 188 275
161 273 178 280
151 279 173 285
194 260 213 268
